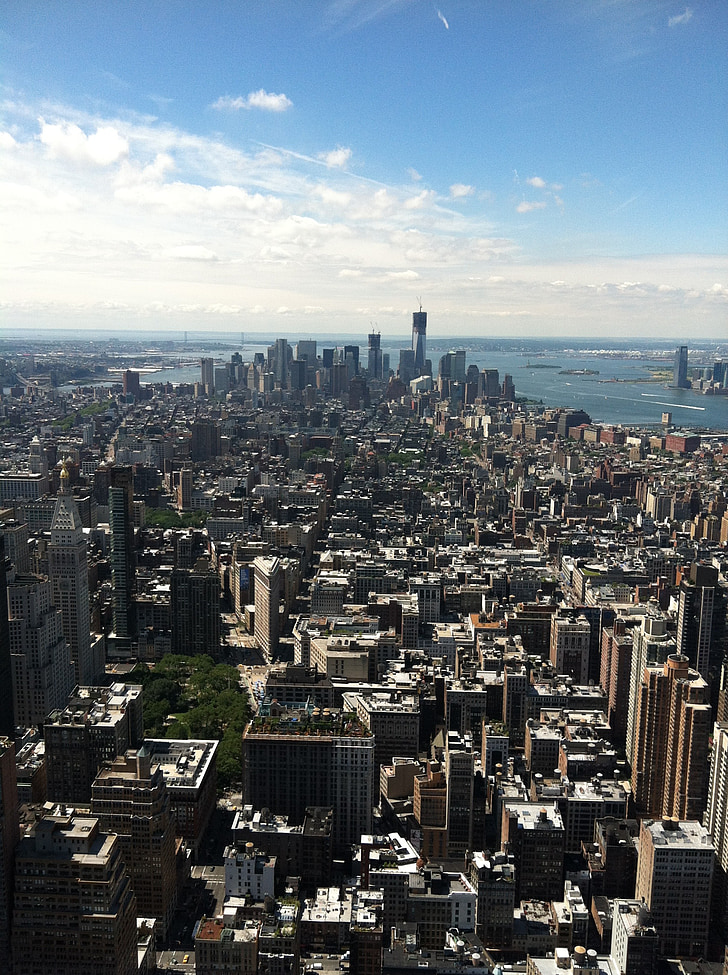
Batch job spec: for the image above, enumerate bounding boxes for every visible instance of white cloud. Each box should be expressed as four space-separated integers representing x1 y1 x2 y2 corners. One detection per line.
450 183 474 199
437 9 449 30
39 120 129 166
386 270 420 280
516 200 547 213
212 90 292 112
408 168 422 182
318 146 352 168
162 245 218 261
668 8 693 27
0 131 18 150
404 189 435 209
339 268 363 278
526 176 546 189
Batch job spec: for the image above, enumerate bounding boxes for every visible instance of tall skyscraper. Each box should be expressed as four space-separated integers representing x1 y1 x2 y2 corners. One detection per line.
12 813 138 975
253 556 280 660
705 721 728 933
412 308 427 375
108 466 136 642
0 541 14 738
171 557 221 656
368 331 382 379
673 345 689 388
200 356 215 392
676 562 723 681
7 569 75 728
49 462 98 686
631 653 711 820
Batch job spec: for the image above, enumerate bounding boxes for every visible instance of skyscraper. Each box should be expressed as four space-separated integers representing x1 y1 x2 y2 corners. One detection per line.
0 541 14 738
49 462 99 686
12 813 138 975
412 308 427 375
7 569 75 728
91 749 178 937
673 345 689 388
108 466 136 642
200 356 215 393
253 556 280 660
368 331 382 379
705 721 728 933
171 557 221 656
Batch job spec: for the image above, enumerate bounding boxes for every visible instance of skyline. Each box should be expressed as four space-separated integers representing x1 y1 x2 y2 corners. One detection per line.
1 1 727 338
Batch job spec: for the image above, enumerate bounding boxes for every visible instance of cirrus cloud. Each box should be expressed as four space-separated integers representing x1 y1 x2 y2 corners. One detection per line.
516 200 547 213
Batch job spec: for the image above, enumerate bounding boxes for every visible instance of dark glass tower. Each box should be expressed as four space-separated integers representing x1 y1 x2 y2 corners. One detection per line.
673 346 689 388
412 309 427 375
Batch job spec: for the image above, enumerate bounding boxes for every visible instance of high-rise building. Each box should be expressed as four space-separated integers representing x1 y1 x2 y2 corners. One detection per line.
368 331 382 379
121 370 140 398
108 466 136 641
626 609 676 764
171 557 221 656
635 817 713 957
91 749 178 937
446 731 475 856
0 541 14 737
609 900 658 975
242 705 374 856
549 615 591 684
253 556 280 660
705 721 728 932
468 851 515 949
7 569 75 728
631 653 711 820
501 802 565 903
49 463 100 686
673 345 690 388
0 738 19 974
200 356 215 392
676 561 723 680
11 813 138 975
412 309 427 375
45 683 144 804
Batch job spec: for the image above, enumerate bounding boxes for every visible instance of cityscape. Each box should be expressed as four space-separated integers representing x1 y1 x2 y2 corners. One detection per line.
2 1 727 973
0 313 727 974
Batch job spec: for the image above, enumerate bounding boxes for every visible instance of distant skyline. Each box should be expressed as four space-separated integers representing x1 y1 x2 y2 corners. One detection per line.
1 1 726 338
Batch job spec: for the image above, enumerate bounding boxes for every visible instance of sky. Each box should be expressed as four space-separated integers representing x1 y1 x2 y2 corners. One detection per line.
1 0 727 341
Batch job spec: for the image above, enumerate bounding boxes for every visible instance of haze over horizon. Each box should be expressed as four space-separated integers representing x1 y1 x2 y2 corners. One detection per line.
1 1 726 339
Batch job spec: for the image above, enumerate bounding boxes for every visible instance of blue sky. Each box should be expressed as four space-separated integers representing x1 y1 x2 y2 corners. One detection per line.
1 0 726 339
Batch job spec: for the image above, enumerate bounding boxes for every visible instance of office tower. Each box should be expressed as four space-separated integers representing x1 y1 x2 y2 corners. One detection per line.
412 308 427 375
253 556 280 660
289 358 306 390
600 617 633 748
368 331 382 379
45 683 144 804
12 813 137 975
446 731 475 856
481 368 500 398
609 900 658 975
676 561 723 680
549 615 591 683
273 337 289 385
7 570 75 728
242 705 374 856
468 851 515 948
0 739 19 973
0 541 14 737
501 802 565 903
0 519 30 574
91 749 177 937
705 721 728 932
296 339 317 363
121 369 140 398
49 463 98 686
631 654 711 820
398 348 416 385
673 345 689 388
502 373 515 401
108 466 136 641
200 356 215 392
171 557 221 656
635 818 713 957
344 344 360 375
190 419 221 462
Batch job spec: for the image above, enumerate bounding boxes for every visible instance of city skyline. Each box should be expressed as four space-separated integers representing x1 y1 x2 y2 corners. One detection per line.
1 1 727 338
